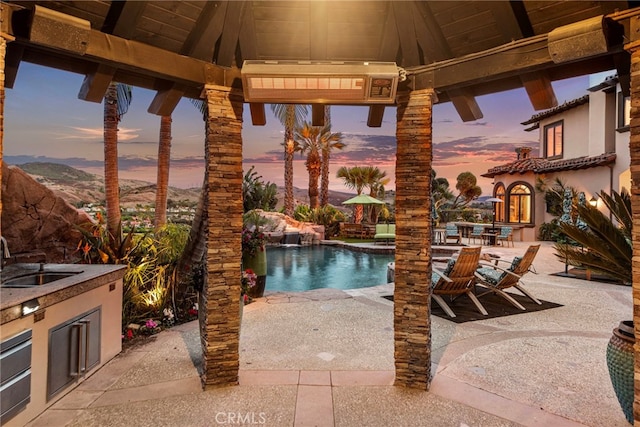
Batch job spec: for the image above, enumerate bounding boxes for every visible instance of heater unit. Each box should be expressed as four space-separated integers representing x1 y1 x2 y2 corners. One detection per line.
241 60 400 105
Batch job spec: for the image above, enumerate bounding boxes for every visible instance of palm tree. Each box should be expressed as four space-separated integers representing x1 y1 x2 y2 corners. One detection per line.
319 116 344 206
365 167 390 223
336 166 368 223
295 122 323 209
270 104 308 216
155 115 172 230
103 82 132 247
555 189 631 284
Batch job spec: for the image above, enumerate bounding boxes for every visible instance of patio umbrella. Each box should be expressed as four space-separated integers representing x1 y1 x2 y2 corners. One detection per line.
342 194 385 205
342 194 385 224
485 197 503 228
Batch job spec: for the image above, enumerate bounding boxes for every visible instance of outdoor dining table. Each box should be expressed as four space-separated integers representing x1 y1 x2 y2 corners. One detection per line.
482 227 500 246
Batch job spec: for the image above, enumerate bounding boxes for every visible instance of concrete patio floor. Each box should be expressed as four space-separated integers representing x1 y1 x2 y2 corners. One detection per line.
26 242 631 426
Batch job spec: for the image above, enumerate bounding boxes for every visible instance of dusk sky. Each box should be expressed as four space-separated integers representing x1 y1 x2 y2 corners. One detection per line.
4 62 596 196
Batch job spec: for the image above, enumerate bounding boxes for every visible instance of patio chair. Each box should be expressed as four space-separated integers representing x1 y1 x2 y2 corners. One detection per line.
445 224 461 245
469 225 485 245
496 226 514 247
432 246 488 318
475 244 541 310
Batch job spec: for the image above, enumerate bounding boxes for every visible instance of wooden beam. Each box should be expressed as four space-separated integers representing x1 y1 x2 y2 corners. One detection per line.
367 105 385 127
392 2 420 66
410 33 624 93
377 2 400 62
182 1 227 61
412 2 452 62
103 1 147 37
488 1 533 40
238 2 258 63
520 71 558 110
309 2 328 60
4 43 23 89
447 88 483 122
249 103 266 126
78 63 117 102
215 1 245 67
148 84 189 116
312 104 325 127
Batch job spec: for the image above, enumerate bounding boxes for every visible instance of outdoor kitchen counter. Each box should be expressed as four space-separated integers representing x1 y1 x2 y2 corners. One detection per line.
1 263 126 325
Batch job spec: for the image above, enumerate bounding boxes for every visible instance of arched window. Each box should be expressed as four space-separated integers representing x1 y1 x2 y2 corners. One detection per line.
494 184 506 222
507 183 533 223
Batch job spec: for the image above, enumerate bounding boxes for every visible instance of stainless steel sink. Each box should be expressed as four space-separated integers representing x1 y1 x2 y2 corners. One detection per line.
1 272 81 288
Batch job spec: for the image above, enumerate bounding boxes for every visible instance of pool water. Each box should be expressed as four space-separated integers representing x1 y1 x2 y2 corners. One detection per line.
265 245 394 292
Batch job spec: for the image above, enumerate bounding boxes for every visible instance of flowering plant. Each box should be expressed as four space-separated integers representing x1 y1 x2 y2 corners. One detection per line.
241 268 257 296
242 227 266 257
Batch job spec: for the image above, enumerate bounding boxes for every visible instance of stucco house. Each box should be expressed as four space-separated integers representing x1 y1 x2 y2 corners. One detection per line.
482 73 631 241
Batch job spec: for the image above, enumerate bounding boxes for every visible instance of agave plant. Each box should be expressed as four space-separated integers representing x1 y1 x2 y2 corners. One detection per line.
554 189 631 285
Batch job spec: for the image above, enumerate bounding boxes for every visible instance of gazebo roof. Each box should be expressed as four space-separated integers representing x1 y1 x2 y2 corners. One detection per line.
2 1 638 122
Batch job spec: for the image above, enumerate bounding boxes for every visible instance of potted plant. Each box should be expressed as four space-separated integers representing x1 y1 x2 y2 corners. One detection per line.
241 211 268 298
555 189 633 424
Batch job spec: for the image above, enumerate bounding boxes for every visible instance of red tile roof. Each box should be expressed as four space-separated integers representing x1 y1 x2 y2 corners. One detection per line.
482 152 616 178
520 95 589 127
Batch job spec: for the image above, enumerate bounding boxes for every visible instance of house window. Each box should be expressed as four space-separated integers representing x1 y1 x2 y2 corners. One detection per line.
494 184 505 222
508 183 532 224
543 120 563 159
618 91 630 131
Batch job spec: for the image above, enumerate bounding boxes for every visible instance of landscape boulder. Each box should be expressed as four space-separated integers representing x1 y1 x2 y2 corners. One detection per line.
1 163 94 263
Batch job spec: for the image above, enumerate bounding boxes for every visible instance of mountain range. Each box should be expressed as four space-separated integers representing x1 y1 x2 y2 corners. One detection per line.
11 162 361 209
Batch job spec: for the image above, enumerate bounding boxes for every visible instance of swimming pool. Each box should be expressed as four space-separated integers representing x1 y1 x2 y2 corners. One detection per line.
265 245 394 292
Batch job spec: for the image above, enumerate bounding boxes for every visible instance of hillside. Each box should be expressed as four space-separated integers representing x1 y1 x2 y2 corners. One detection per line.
13 162 364 209
16 162 201 207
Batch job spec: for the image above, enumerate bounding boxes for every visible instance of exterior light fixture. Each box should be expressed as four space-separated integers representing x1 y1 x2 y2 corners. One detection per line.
589 196 598 207
22 299 40 316
241 60 400 104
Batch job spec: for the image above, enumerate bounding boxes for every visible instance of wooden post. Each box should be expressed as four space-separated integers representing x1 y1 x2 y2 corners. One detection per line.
394 88 435 389
0 36 6 239
199 85 244 388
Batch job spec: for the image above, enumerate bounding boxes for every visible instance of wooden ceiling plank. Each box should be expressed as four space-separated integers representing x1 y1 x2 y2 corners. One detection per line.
309 1 328 60
215 1 245 67
520 71 558 110
447 88 483 122
78 63 117 102
392 2 420 66
182 1 227 60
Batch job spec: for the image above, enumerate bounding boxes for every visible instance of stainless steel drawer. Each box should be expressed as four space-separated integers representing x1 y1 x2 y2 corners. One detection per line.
0 330 32 424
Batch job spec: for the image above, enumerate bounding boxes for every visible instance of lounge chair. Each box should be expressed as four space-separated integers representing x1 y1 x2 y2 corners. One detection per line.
432 246 488 318
475 244 541 310
374 223 395 244
445 224 461 245
496 226 514 247
469 225 485 245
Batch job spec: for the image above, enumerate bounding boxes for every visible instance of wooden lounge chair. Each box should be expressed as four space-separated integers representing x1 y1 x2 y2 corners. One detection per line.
445 224 461 245
432 246 488 318
475 244 541 310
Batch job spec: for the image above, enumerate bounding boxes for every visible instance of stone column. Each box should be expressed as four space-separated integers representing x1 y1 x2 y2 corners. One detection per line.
199 85 244 388
394 88 435 389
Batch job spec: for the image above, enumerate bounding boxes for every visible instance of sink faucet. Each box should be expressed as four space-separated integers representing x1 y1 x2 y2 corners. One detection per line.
1 236 10 271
